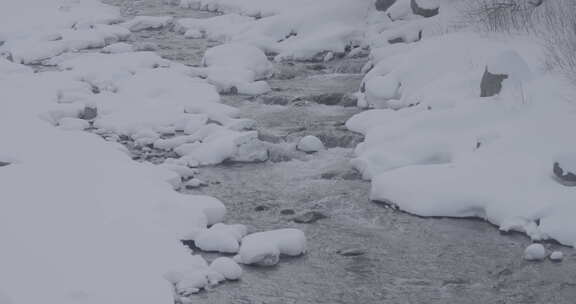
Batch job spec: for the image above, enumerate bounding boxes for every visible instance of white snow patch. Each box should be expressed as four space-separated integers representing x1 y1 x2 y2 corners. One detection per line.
524 244 547 261
235 229 307 266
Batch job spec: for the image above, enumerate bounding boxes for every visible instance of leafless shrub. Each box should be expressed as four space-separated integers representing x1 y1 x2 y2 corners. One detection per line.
465 0 576 82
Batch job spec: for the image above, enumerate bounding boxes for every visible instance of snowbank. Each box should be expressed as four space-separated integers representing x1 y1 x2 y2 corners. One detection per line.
349 3 576 247
234 229 307 266
0 1 245 303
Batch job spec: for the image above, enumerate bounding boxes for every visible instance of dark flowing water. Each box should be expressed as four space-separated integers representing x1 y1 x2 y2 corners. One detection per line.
99 1 576 303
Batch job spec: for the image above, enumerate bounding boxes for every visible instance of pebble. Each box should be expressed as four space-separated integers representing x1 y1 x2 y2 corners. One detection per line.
293 211 327 224
254 205 270 212
337 248 366 256
280 209 295 215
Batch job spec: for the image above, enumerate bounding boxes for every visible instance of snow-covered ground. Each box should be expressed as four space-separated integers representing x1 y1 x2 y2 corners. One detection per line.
2 0 576 303
347 0 576 248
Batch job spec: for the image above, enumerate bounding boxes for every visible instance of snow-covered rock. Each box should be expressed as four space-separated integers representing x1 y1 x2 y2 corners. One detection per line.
210 257 243 280
524 244 547 261
550 251 564 262
235 229 307 266
203 43 273 80
553 154 576 186
297 135 325 153
194 223 248 253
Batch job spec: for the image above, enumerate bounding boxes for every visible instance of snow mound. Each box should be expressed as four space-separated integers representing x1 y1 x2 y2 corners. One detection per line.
524 244 547 261
351 8 576 247
235 229 307 266
193 223 248 253
210 257 243 280
297 135 325 153
195 43 273 95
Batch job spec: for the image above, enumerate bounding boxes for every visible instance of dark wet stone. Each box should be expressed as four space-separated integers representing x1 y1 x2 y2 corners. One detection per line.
308 64 326 71
337 248 366 256
260 95 291 105
480 67 508 97
280 209 296 215
316 132 364 148
553 161 576 185
293 211 328 223
341 170 362 180
308 93 345 106
79 106 98 120
375 0 396 11
0 161 10 167
411 0 439 18
254 205 270 212
388 36 405 44
321 171 339 180
497 268 513 277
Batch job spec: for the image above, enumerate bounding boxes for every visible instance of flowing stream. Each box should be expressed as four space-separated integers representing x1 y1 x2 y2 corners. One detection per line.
97 1 576 303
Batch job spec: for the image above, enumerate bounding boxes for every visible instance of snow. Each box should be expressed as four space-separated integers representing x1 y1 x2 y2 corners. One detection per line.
58 117 90 131
550 251 564 261
524 244 547 261
172 0 372 61
486 49 533 87
350 2 576 247
196 43 274 95
235 229 307 266
555 153 576 174
210 257 243 280
193 223 248 253
102 42 135 54
0 0 258 302
297 135 326 153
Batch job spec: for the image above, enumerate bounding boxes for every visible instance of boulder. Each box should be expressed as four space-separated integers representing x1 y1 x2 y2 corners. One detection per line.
411 0 439 18
293 211 328 224
480 67 508 97
375 0 397 12
553 155 576 186
297 135 325 153
481 50 532 97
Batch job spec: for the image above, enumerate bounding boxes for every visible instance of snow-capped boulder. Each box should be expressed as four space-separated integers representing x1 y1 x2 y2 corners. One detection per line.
550 251 564 262
202 43 273 80
193 223 248 253
410 0 439 18
524 243 546 261
235 229 307 266
297 135 325 153
210 257 243 280
481 50 532 97
375 0 397 11
553 154 576 186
